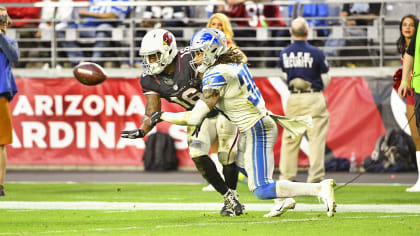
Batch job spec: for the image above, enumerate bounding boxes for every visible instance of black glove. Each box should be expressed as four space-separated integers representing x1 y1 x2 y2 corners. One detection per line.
150 111 162 127
120 129 146 139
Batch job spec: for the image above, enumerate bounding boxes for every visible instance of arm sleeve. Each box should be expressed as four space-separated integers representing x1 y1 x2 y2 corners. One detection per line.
0 35 19 63
161 100 210 126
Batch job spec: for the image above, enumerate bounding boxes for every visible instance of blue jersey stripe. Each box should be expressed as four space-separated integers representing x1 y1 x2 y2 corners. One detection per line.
203 74 227 87
204 72 222 79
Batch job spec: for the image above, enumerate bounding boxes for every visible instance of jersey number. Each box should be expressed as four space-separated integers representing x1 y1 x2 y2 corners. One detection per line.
237 64 262 106
245 2 266 27
169 88 201 109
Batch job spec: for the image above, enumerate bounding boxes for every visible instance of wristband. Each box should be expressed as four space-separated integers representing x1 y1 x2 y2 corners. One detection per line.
401 81 409 85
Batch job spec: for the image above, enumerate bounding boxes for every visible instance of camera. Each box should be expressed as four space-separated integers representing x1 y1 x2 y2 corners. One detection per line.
0 14 8 24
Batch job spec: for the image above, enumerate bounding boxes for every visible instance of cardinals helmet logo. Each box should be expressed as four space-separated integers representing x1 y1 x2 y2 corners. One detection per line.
163 32 173 46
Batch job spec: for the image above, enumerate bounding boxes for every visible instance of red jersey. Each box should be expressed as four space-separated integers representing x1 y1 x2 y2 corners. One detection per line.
226 2 285 27
0 0 41 27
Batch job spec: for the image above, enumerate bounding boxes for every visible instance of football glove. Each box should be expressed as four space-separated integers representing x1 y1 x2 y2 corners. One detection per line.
120 129 146 139
150 111 162 127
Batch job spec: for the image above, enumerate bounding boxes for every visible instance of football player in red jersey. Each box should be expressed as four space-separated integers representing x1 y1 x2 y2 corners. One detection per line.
121 29 244 216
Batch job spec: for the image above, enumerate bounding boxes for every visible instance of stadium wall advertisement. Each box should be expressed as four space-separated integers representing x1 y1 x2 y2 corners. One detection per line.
6 76 401 168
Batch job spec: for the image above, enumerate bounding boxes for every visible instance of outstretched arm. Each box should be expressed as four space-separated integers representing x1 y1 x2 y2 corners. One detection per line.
140 94 162 133
160 88 220 125
120 94 161 139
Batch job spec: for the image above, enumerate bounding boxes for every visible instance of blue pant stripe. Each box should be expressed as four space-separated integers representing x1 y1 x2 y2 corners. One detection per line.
259 119 268 185
251 125 259 186
252 118 269 187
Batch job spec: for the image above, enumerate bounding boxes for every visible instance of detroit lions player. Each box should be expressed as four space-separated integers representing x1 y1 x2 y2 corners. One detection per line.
152 28 337 217
120 29 243 216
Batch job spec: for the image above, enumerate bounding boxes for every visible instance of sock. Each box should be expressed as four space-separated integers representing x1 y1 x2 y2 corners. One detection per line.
193 155 228 195
275 180 321 198
223 163 239 190
210 153 224 180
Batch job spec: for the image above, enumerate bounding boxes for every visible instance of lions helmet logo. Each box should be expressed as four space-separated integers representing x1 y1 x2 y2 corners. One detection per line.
163 32 173 46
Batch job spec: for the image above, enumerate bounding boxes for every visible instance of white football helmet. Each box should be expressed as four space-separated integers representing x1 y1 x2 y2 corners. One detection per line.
189 28 228 73
139 29 178 75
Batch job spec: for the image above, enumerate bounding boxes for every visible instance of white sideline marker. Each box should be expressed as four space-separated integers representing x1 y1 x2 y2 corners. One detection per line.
1 201 420 213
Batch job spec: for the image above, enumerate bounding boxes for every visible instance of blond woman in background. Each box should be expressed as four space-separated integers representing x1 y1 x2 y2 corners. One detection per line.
207 13 247 63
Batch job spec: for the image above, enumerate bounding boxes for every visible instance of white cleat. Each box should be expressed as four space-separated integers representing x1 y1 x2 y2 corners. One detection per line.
202 184 216 192
264 198 296 217
406 184 420 192
318 179 337 217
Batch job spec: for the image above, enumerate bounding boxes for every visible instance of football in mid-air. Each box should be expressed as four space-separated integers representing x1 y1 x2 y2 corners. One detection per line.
73 62 108 86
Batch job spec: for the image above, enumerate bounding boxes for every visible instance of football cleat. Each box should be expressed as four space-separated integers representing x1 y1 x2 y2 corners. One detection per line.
0 185 4 197
220 203 234 216
318 179 337 217
223 189 243 216
264 198 296 217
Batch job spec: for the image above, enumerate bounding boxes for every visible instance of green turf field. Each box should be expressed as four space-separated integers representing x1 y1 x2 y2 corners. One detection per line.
1 183 420 235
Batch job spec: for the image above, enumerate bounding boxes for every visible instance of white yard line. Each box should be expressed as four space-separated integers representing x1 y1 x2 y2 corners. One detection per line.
1 215 420 235
1 201 420 213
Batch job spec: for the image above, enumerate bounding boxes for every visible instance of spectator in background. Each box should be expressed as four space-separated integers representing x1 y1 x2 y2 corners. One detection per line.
36 0 75 69
342 3 380 27
0 0 41 28
119 0 191 68
0 0 40 68
222 0 287 67
279 17 330 183
190 0 218 22
397 15 420 192
0 6 20 196
341 3 381 67
207 13 247 63
140 0 191 45
288 0 329 46
58 0 130 67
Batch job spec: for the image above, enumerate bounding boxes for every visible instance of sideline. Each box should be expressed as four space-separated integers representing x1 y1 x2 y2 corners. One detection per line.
1 201 420 213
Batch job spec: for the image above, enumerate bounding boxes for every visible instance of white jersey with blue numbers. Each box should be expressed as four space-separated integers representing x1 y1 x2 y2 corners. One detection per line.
202 63 267 132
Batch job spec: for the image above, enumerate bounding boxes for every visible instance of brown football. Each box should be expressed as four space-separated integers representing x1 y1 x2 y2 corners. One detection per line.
73 62 108 86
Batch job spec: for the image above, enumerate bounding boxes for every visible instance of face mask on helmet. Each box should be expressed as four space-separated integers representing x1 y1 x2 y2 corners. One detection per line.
139 29 178 75
142 52 164 74
189 28 228 73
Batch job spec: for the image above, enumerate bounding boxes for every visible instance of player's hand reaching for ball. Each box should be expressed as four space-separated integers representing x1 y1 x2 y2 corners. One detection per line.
120 129 146 139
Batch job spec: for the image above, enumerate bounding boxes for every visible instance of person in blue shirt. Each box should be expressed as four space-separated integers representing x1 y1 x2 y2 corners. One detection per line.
0 6 19 197
288 0 329 37
58 0 131 66
279 17 330 183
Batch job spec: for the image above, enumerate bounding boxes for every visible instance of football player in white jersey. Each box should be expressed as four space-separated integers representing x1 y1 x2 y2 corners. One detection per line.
150 28 337 217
